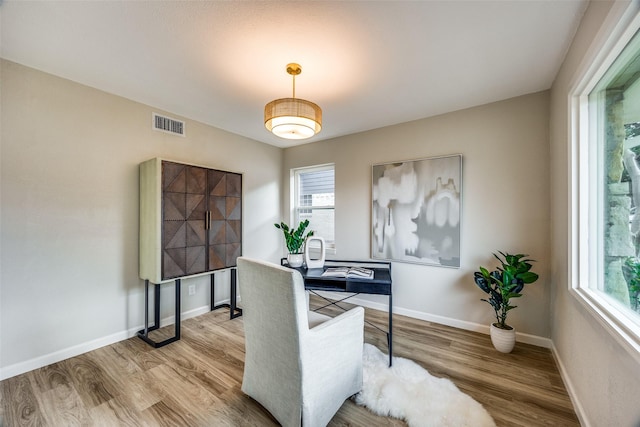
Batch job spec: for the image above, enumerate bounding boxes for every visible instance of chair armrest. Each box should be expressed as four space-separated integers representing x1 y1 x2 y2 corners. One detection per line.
303 306 365 374
300 306 365 427
309 306 364 336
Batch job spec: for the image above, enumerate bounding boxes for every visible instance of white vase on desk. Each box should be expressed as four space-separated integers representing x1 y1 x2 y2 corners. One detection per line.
304 236 326 269
287 253 304 268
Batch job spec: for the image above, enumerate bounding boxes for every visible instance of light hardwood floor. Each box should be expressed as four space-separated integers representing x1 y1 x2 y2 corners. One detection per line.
0 298 579 426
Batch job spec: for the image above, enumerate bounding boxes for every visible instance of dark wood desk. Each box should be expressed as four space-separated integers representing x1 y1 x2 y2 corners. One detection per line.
283 259 393 366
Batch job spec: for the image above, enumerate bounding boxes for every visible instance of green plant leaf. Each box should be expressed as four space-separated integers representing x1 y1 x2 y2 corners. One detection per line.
518 272 539 283
474 250 538 327
275 219 314 254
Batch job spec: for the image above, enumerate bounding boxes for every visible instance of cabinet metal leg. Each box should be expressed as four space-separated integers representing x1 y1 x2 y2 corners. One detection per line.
211 268 243 319
175 279 181 340
137 279 181 348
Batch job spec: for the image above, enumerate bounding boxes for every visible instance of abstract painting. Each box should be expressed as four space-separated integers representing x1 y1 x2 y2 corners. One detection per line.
372 154 462 267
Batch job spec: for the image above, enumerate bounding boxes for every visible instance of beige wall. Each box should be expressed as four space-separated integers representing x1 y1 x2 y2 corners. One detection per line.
284 91 551 341
550 1 640 426
0 60 283 377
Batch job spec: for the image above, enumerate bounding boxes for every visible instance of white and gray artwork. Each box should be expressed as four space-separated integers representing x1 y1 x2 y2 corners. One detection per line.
372 155 461 267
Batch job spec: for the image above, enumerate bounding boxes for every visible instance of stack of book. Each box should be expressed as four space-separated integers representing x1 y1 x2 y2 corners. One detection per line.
321 266 374 279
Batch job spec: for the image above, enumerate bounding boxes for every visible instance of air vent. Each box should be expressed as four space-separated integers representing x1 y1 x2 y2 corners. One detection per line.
152 113 185 136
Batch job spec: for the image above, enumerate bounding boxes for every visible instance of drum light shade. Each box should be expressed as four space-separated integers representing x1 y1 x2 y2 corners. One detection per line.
265 63 322 140
264 97 322 139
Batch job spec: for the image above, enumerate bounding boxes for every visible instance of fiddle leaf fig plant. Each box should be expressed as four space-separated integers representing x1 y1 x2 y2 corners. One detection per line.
473 251 539 329
274 220 314 254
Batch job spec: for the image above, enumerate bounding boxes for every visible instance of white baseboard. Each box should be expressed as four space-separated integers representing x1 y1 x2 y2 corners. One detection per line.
316 291 552 348
550 343 590 427
0 329 132 381
0 301 227 381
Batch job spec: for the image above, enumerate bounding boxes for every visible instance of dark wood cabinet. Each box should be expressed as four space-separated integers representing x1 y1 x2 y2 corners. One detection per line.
139 158 242 282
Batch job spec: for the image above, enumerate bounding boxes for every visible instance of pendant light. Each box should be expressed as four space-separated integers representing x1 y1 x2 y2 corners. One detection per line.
264 63 322 140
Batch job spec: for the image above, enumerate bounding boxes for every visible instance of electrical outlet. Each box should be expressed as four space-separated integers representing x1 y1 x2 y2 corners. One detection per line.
188 285 196 296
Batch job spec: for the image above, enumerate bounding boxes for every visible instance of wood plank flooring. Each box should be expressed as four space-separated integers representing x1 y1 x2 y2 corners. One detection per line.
0 297 579 426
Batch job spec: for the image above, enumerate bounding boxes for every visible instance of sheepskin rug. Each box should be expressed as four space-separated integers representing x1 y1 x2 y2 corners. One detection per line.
354 344 496 427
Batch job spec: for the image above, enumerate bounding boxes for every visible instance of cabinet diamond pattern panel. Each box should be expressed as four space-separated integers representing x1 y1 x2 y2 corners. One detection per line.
226 173 241 197
227 243 241 267
226 221 241 243
186 167 206 194
164 193 186 220
164 221 186 249
210 221 226 245
164 247 186 278
186 220 206 246
209 170 226 196
186 194 206 220
140 158 242 282
226 197 241 219
163 162 186 193
209 244 226 270
211 197 226 220
186 246 206 275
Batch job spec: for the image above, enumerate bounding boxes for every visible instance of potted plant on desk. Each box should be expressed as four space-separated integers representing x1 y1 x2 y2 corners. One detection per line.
274 219 314 268
473 251 539 353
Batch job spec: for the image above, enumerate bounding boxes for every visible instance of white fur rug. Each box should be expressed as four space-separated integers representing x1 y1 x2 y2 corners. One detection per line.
354 344 496 427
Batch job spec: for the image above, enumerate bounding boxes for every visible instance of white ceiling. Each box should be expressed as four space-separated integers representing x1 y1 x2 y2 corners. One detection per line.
1 0 588 148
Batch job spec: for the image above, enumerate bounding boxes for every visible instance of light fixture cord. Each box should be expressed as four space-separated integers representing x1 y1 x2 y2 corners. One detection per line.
292 74 296 99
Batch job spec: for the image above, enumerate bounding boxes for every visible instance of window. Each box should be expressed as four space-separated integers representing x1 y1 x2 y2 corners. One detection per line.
293 164 335 252
572 7 640 358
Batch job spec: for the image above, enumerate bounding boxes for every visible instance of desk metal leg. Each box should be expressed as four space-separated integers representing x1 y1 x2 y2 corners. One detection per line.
137 279 181 348
388 293 393 367
211 268 243 319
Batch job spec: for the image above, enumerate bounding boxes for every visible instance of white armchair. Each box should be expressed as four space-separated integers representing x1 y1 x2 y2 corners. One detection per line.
237 257 365 427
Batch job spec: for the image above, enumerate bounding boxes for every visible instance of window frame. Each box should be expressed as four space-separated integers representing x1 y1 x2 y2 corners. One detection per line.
570 2 640 362
291 163 336 253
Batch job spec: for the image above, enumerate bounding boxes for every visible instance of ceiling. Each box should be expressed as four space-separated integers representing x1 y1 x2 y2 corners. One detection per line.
0 1 588 148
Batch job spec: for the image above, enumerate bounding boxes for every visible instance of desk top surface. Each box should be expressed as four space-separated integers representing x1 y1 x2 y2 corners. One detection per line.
284 261 392 295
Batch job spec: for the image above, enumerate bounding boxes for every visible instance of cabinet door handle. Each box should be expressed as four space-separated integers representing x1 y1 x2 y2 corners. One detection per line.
205 211 211 230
